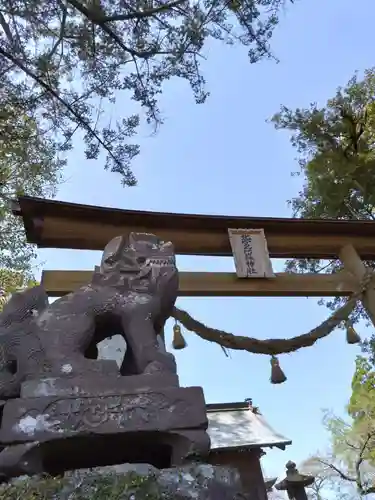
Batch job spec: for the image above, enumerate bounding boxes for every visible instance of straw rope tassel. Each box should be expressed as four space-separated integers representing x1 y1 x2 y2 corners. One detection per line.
172 320 187 350
345 321 361 345
270 355 287 384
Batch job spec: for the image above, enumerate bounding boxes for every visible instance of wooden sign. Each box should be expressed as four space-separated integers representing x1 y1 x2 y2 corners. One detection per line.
228 228 275 278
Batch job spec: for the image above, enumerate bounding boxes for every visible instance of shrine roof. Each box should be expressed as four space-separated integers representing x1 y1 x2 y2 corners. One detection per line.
12 195 375 258
206 402 292 451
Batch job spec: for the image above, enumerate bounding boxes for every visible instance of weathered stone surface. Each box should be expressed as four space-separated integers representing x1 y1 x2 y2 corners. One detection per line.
0 443 44 481
33 233 180 379
0 429 211 479
0 232 210 482
0 285 50 400
21 372 180 398
1 387 207 442
0 233 180 397
1 463 249 499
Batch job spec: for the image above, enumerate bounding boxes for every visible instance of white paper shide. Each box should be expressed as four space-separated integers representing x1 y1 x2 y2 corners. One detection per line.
228 228 275 278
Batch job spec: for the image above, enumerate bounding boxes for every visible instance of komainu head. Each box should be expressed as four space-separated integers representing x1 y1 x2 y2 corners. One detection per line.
95 233 178 295
100 233 176 274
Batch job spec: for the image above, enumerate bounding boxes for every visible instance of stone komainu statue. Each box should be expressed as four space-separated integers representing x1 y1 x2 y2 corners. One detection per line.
0 233 179 398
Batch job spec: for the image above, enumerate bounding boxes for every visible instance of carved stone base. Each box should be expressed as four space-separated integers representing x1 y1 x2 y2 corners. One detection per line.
1 387 207 442
0 381 210 478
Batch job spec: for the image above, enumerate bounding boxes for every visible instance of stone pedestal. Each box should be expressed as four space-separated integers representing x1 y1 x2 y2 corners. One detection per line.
2 463 246 499
0 373 210 478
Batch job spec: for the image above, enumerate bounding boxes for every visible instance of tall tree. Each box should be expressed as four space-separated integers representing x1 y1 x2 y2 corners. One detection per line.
0 109 63 266
0 108 62 297
347 352 375 470
270 67 375 425
271 67 375 322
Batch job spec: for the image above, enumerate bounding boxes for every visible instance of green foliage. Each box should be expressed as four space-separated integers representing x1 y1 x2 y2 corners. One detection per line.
0 109 62 288
0 0 294 186
301 407 375 498
272 69 375 478
346 353 375 471
271 68 375 221
0 269 38 311
272 69 375 481
300 354 375 496
0 475 65 500
323 410 374 472
348 356 375 419
271 68 375 323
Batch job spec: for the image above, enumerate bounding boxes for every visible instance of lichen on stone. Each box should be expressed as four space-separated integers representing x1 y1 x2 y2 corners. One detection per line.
0 463 244 500
0 472 168 500
0 474 65 500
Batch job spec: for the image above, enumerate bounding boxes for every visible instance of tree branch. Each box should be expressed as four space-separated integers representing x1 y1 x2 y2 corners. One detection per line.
344 439 360 451
46 0 67 61
65 0 161 59
317 460 356 483
355 432 373 492
317 434 375 496
0 47 122 171
103 0 187 22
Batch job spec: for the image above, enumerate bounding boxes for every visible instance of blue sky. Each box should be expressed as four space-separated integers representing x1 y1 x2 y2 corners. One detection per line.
35 0 375 478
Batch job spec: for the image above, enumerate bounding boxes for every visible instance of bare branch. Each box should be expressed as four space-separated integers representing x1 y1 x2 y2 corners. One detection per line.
317 460 356 483
0 11 15 47
354 433 373 492
46 0 67 61
344 439 360 451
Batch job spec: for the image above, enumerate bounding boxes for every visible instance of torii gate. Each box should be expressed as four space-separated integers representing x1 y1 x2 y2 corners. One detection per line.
11 195 375 381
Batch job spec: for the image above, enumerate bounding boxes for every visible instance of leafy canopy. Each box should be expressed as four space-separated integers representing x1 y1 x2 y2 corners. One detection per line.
0 0 294 287
272 71 375 480
271 68 375 321
347 353 375 468
301 405 375 499
0 0 292 186
0 109 62 297
271 68 375 223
